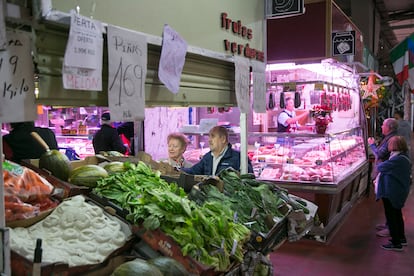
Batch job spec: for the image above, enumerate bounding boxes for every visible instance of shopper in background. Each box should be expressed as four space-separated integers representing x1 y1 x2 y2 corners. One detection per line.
368 117 398 237
2 121 58 163
368 118 399 172
393 110 411 154
277 97 309 132
182 126 253 175
375 136 411 251
117 121 135 156
160 132 193 170
92 112 127 155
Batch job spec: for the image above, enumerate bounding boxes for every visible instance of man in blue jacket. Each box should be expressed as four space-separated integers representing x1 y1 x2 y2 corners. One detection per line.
182 126 253 175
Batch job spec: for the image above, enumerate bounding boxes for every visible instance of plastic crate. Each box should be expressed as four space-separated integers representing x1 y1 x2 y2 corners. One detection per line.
247 216 288 255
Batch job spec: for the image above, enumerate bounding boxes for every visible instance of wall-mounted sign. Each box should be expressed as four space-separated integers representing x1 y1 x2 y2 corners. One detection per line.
332 31 355 56
221 12 264 61
266 0 305 19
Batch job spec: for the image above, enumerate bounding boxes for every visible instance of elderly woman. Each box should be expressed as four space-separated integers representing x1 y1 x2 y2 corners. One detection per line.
376 135 411 251
162 132 193 170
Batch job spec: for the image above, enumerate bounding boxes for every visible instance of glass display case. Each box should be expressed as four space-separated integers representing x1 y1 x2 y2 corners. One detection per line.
249 127 367 185
56 135 95 159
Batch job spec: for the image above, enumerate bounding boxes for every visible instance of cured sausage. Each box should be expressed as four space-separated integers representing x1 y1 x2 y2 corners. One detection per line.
294 91 301 108
280 92 285 108
268 92 275 110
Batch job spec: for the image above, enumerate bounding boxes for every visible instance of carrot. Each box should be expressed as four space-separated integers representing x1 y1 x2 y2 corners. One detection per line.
5 201 38 213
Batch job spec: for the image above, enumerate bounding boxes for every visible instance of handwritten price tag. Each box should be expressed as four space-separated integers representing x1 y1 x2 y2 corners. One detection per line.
0 31 36 123
107 25 147 121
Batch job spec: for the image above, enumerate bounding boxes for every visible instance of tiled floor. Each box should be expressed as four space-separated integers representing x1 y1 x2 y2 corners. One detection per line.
270 166 414 275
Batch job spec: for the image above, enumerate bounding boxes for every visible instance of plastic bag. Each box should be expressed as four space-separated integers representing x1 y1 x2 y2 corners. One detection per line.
3 160 57 222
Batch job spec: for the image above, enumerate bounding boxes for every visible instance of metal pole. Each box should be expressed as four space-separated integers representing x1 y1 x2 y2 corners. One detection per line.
0 132 11 275
240 113 247 174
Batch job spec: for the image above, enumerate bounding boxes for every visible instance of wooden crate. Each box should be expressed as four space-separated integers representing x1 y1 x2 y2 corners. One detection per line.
132 225 223 276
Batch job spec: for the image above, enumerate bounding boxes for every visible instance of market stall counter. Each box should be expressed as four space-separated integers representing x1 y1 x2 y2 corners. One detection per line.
248 128 370 242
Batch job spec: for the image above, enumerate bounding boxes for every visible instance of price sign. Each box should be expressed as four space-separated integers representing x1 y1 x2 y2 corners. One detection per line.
234 56 250 114
62 11 103 91
0 31 36 123
158 24 188 94
64 11 103 69
107 25 147 121
252 60 266 113
314 82 324 90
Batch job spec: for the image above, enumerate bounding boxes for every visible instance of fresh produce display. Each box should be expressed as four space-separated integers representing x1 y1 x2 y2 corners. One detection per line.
189 168 307 234
104 161 127 174
9 195 129 267
39 149 71 181
148 256 189 276
3 160 58 222
93 161 251 271
250 137 366 182
30 131 72 181
69 164 109 187
111 258 163 276
98 150 125 157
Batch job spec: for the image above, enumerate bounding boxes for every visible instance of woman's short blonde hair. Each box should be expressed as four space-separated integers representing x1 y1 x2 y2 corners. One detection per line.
167 133 189 150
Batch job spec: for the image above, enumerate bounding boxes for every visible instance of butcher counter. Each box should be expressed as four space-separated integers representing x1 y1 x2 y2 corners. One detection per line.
248 127 370 242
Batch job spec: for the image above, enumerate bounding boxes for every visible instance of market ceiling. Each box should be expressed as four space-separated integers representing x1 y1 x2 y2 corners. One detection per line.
336 0 414 78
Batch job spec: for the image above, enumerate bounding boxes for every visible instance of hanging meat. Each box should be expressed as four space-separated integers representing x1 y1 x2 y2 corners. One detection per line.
268 92 275 110
280 92 285 108
294 91 301 108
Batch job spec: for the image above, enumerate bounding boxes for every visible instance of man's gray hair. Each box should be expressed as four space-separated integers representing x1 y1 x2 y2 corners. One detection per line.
384 118 398 132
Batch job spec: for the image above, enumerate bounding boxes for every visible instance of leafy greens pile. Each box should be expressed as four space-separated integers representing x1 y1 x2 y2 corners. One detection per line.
190 169 308 234
93 162 250 271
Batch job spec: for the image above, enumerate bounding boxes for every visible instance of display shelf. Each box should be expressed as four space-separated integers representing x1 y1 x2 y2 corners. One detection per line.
248 127 369 242
56 135 91 139
56 135 94 158
248 127 366 185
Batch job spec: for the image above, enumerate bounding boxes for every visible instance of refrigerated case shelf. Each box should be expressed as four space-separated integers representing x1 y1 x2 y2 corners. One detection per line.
56 135 94 158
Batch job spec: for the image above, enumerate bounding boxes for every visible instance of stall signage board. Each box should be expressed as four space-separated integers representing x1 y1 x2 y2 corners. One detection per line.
0 31 36 123
234 56 250 114
266 0 305 19
62 11 103 91
332 31 355 56
107 25 147 121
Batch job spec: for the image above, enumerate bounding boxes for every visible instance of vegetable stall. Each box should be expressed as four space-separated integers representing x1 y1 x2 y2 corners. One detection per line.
1 1 319 274
4 155 317 275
